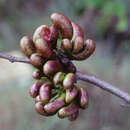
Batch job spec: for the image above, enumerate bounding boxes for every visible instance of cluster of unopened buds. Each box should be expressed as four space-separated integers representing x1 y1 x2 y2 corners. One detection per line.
20 12 95 121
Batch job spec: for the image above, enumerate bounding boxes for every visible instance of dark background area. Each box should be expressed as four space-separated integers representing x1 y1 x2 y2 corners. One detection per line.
0 0 130 130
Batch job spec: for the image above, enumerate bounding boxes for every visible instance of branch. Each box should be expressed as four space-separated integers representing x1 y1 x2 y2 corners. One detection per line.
120 104 130 108
76 72 130 104
0 53 130 104
0 52 30 64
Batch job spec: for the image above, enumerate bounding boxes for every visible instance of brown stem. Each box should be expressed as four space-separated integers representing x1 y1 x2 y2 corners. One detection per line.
120 104 130 108
0 52 30 64
76 72 130 104
0 53 130 104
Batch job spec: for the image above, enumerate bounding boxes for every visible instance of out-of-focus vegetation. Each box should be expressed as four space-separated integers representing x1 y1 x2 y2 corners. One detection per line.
0 0 130 130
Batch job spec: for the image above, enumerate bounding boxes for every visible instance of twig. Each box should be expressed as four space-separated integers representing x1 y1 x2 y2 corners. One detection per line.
0 52 30 64
120 103 130 108
0 53 130 104
76 72 130 103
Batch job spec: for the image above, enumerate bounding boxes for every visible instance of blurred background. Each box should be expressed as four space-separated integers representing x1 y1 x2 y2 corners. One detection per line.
0 0 130 130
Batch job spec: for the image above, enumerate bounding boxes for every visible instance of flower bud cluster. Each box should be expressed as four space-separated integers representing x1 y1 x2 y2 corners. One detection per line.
20 12 95 121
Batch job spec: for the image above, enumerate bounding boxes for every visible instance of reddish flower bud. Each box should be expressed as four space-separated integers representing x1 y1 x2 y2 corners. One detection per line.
50 25 58 48
20 36 36 57
50 12 73 39
33 25 51 43
43 60 63 77
44 93 65 114
29 80 44 98
35 102 48 116
32 69 42 79
79 87 89 109
61 39 72 52
39 82 52 104
30 53 45 68
53 72 64 86
72 36 84 54
71 22 84 40
34 38 55 59
63 73 76 89
35 95 41 103
65 86 78 103
72 39 96 60
58 103 78 118
68 110 79 121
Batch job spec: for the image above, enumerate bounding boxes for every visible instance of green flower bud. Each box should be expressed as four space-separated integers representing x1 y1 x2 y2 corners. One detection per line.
53 72 64 86
44 93 65 114
63 73 76 89
58 102 78 118
65 86 78 103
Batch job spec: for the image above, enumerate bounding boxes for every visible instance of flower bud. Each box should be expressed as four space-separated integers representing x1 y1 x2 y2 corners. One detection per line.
43 60 63 76
79 87 88 109
65 86 78 103
53 72 64 86
61 39 72 52
35 95 41 103
33 25 51 43
58 103 78 118
50 25 58 48
34 38 55 59
44 93 65 114
50 12 73 39
72 36 84 54
63 73 76 89
72 39 95 60
30 53 45 68
39 82 52 104
20 36 36 57
32 69 42 79
35 102 48 116
29 80 44 98
71 22 84 40
68 110 79 121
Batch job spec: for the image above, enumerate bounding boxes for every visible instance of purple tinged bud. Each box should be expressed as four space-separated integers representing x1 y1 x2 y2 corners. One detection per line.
29 80 44 98
44 93 65 114
43 60 63 77
79 87 89 109
35 95 41 103
63 73 76 89
35 102 48 116
30 53 45 68
58 103 78 118
53 72 64 86
65 86 78 103
20 36 36 57
39 82 52 104
32 69 42 79
68 110 79 121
